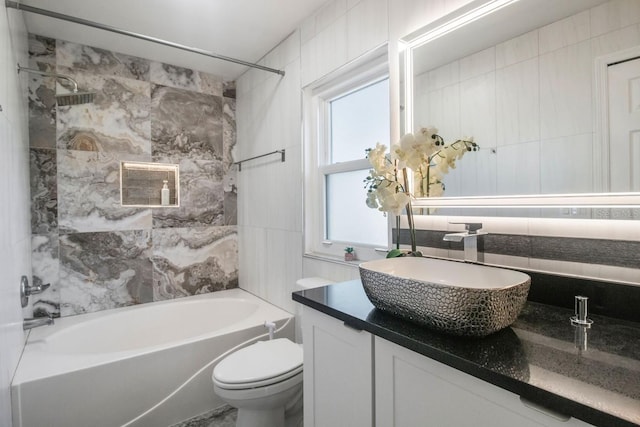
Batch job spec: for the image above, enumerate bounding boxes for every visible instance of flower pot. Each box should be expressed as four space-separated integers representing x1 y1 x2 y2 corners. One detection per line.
344 253 355 262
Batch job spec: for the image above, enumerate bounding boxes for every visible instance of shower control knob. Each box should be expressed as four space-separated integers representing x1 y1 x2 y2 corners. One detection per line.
20 275 51 308
26 281 51 296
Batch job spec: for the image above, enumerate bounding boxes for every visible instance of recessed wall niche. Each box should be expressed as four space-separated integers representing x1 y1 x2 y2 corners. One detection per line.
120 161 179 207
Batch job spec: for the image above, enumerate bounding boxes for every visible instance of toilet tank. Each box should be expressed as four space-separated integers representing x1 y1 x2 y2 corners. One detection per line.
294 277 334 343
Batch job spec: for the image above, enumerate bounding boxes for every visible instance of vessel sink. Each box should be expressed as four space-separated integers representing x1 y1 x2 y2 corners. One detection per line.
359 257 531 337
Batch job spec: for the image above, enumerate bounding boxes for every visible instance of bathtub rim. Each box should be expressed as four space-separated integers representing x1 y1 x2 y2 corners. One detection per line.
13 288 294 385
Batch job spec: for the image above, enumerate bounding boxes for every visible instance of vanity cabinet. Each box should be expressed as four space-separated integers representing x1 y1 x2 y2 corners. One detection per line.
301 307 374 427
302 308 595 427
375 337 594 427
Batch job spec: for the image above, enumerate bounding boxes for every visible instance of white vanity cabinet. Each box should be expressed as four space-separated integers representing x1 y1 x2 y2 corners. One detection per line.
374 337 594 427
302 308 596 427
301 307 374 427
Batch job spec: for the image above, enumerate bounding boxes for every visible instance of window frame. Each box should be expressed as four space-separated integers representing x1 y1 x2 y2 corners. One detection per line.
303 46 392 261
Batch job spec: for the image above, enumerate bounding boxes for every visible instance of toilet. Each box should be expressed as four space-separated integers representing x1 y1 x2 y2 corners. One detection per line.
212 278 333 427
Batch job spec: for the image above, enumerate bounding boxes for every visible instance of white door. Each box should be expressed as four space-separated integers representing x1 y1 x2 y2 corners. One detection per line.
608 57 640 192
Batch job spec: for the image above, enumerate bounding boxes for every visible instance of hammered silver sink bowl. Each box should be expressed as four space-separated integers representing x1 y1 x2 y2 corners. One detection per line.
359 257 531 337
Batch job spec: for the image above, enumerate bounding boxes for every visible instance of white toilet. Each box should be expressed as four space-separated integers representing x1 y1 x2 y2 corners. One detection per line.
212 338 303 427
212 278 333 427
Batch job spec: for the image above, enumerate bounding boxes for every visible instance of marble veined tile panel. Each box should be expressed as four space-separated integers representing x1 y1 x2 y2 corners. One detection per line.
59 230 153 316
56 70 151 155
150 61 223 96
28 33 55 68
57 150 152 233
152 226 238 301
222 97 236 169
151 84 223 160
56 40 150 81
223 81 236 99
31 233 60 318
223 97 237 225
30 148 57 234
152 158 225 228
28 34 56 149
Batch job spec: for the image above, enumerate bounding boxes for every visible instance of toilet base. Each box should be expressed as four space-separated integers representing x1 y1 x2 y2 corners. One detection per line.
214 376 303 427
236 408 284 427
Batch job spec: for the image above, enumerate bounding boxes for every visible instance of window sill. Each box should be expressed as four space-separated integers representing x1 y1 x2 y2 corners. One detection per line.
303 252 364 267
304 250 388 266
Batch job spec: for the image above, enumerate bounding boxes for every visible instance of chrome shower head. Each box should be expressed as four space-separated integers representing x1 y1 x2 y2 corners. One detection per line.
17 64 96 106
56 91 96 106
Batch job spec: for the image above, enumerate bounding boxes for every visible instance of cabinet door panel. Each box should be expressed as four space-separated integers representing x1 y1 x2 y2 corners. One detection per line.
375 337 593 427
302 308 373 427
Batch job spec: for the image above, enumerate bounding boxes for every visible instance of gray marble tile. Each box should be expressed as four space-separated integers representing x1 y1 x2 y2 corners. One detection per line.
151 84 223 160
150 61 223 96
28 35 57 149
28 33 56 67
222 97 237 226
57 150 152 233
56 70 151 155
30 148 58 234
152 226 238 301
152 158 225 228
223 186 237 226
222 81 236 99
170 405 237 427
59 230 153 316
56 40 149 81
31 233 61 318
222 97 236 169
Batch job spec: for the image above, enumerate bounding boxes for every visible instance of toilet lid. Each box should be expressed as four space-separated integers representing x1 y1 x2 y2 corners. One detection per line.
213 338 303 386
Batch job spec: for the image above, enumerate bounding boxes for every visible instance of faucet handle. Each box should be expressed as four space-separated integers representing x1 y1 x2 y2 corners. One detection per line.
449 222 483 234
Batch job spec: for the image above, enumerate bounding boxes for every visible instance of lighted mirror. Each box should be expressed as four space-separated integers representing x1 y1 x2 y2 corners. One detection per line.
120 161 179 207
401 0 640 218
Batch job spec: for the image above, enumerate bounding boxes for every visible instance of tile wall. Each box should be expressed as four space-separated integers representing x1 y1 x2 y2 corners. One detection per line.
236 0 482 312
237 0 640 315
0 6 30 426
28 35 238 318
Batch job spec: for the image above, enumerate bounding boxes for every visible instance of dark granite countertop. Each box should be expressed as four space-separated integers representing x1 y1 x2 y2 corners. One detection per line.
292 280 640 427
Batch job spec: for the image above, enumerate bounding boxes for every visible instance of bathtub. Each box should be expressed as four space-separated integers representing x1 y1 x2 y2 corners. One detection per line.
11 288 295 427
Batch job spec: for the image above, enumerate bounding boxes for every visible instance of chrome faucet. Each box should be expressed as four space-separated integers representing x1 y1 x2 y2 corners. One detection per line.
23 316 54 330
443 222 487 263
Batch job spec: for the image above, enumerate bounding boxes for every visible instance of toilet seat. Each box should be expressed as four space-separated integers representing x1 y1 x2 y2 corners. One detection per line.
213 338 303 390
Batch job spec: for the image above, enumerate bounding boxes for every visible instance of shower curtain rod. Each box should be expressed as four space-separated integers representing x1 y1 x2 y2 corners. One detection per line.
5 0 285 76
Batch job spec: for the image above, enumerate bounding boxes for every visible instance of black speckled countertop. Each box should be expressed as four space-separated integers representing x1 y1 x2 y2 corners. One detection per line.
292 280 640 427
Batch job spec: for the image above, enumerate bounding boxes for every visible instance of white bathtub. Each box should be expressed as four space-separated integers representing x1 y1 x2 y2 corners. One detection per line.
11 288 295 427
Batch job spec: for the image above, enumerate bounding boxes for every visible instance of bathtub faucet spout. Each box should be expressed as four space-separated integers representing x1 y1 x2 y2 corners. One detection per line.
23 316 54 330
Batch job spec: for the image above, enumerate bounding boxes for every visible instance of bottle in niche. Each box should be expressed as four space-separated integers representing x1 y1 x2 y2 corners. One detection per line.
161 180 170 206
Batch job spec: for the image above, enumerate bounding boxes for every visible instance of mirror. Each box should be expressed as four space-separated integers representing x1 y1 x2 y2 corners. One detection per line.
401 0 640 218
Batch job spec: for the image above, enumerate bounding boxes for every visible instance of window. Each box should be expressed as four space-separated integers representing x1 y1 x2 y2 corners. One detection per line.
304 47 391 260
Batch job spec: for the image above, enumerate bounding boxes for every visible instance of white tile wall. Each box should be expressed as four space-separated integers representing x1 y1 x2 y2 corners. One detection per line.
539 40 593 139
495 57 539 146
590 0 640 38
495 30 539 68
540 134 593 194
0 6 30 427
237 0 640 315
539 10 591 54
459 47 495 81
346 0 388 62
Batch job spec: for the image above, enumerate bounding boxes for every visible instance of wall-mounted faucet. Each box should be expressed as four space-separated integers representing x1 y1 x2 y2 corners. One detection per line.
23 316 54 330
443 222 487 263
20 275 50 308
19 275 55 330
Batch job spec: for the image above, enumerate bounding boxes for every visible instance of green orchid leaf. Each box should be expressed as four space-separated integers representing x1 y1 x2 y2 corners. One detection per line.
386 249 404 258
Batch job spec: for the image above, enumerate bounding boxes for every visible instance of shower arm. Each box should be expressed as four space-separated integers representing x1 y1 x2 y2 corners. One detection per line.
5 0 285 76
17 65 79 93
